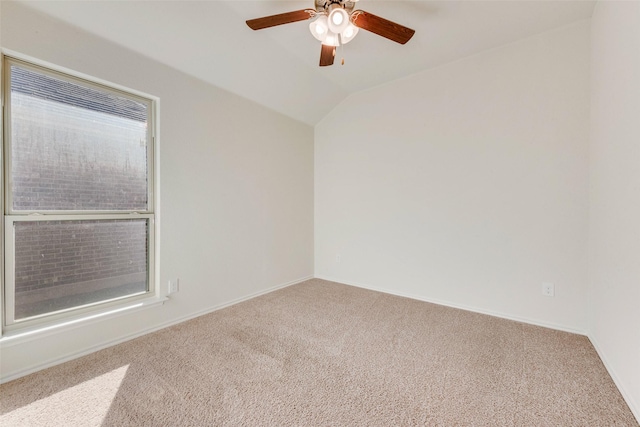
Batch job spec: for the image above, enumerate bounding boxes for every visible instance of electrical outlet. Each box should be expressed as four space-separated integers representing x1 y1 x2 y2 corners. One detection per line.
542 282 555 297
168 279 180 295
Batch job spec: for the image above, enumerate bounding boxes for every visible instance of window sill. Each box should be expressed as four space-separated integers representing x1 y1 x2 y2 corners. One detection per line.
0 296 168 347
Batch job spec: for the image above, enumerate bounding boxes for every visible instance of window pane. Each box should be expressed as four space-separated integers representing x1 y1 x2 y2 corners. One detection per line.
13 219 148 320
10 65 149 211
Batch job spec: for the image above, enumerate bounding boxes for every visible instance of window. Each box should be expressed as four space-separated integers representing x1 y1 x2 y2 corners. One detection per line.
2 55 157 333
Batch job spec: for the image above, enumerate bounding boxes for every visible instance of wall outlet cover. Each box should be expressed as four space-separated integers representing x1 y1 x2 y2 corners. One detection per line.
542 282 555 297
169 279 180 294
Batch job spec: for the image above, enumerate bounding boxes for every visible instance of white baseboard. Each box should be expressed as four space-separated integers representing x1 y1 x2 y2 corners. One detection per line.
315 275 586 335
0 275 313 384
588 334 640 423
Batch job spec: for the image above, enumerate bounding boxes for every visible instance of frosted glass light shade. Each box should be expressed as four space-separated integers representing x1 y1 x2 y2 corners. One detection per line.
328 8 349 34
323 31 340 47
340 23 359 44
309 15 329 42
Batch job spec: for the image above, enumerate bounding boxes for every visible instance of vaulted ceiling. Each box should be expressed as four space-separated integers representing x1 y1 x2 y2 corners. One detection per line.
14 1 596 125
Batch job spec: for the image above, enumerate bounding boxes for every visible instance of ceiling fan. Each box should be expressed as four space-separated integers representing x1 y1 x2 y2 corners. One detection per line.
246 0 415 67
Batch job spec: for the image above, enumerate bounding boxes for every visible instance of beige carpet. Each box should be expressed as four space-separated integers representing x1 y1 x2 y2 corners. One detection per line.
1 279 637 426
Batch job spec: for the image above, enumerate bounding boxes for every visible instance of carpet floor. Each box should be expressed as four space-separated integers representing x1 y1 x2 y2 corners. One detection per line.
1 278 638 426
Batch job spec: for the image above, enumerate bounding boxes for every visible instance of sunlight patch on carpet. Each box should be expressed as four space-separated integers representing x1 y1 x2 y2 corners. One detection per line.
1 365 129 427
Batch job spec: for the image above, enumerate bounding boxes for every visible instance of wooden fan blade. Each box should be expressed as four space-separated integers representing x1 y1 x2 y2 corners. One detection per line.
319 44 335 67
351 10 415 44
246 9 315 30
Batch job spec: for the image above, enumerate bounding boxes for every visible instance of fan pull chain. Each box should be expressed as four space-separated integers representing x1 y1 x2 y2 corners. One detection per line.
338 33 345 65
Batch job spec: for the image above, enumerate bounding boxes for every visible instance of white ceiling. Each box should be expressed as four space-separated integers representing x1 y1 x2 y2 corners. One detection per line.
15 0 596 126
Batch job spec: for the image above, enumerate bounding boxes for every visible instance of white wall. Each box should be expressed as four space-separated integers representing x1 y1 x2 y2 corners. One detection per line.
316 21 591 333
0 3 314 380
588 1 640 419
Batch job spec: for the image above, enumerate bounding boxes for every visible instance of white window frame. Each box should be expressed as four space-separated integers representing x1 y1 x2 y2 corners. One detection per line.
1 51 162 338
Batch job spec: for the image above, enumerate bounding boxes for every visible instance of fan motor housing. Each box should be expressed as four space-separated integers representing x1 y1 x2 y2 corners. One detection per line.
315 0 356 14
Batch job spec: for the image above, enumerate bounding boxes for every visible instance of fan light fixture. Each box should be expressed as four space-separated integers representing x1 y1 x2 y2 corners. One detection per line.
309 11 359 46
340 23 359 44
309 15 328 41
328 8 349 33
